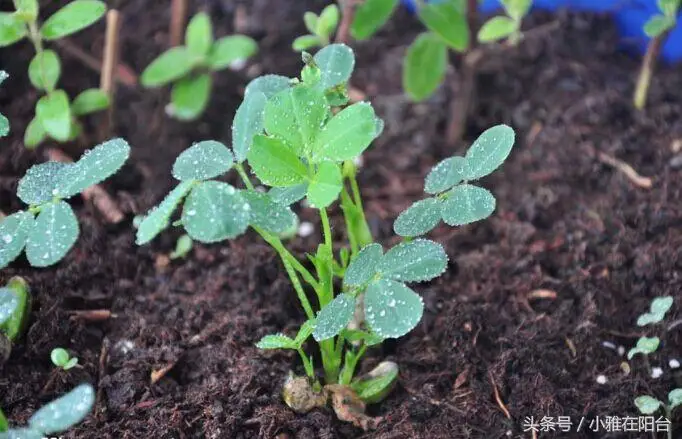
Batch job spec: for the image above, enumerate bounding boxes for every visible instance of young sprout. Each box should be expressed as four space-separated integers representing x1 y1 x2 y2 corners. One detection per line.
50 347 79 371
0 277 31 363
0 139 130 269
0 384 95 439
635 389 682 439
637 296 674 326
0 71 9 137
627 336 660 360
136 45 515 426
1 0 110 148
169 234 193 260
478 0 532 45
293 4 340 51
634 0 680 110
141 12 258 121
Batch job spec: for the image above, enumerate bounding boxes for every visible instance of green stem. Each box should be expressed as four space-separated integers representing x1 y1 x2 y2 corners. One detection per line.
297 347 315 379
26 20 55 95
235 163 254 190
319 208 333 250
634 32 668 110
339 344 368 385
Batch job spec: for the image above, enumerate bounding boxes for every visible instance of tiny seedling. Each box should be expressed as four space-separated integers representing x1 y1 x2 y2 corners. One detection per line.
634 0 680 110
136 44 515 424
634 390 681 439
169 234 193 259
477 0 532 45
141 12 258 121
1 0 110 148
0 277 31 363
637 296 674 326
0 71 9 137
293 4 340 51
0 384 95 439
0 138 130 269
51 347 79 370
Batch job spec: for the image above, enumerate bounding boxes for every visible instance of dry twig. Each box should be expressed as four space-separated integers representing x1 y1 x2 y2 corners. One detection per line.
169 0 188 47
55 39 137 86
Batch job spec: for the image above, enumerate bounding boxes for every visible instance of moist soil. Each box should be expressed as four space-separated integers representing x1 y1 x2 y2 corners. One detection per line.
1 1 682 438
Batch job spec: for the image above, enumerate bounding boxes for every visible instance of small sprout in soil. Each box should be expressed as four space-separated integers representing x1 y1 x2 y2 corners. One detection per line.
1 0 110 148
293 4 340 51
478 0 532 45
136 45 515 427
0 383 95 439
0 71 9 137
169 234 193 259
634 0 680 110
627 336 660 360
141 12 258 121
634 389 682 439
637 296 673 326
50 347 79 371
0 277 32 363
0 139 130 269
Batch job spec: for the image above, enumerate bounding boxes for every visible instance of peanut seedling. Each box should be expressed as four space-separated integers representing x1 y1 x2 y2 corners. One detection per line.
0 139 130 269
293 4 340 51
478 0 532 45
141 12 258 121
136 44 515 423
51 347 79 371
1 0 110 148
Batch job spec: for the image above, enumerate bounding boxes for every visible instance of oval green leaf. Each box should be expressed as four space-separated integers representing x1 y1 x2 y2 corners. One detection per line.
465 124 515 179
314 44 355 90
29 384 95 434
242 190 297 234
441 184 496 226
377 238 447 282
245 74 291 98
425 156 466 194
317 4 340 38
232 91 267 163
0 114 8 138
40 0 106 40
269 183 308 205
418 1 469 51
351 0 398 40
186 12 213 57
313 293 355 341
293 34 321 52
0 288 19 325
141 47 195 87
0 212 34 269
256 333 296 350
669 389 682 410
0 12 28 47
72 88 110 116
344 243 383 288
36 90 71 141
172 140 233 181
650 296 673 315
403 33 447 102
24 116 46 149
25 201 79 267
17 161 70 205
169 72 211 121
207 35 257 71
478 16 518 43
627 336 660 359
634 396 662 415
28 50 61 91
312 102 378 162
502 0 532 20
181 181 250 242
307 161 342 208
394 197 442 237
247 135 308 187
136 180 195 245
365 279 423 338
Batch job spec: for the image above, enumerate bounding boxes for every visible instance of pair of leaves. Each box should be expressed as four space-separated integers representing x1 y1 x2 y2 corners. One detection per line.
635 389 682 415
0 139 130 269
256 320 315 350
627 336 660 360
645 0 680 37
0 384 94 438
478 0 531 43
637 296 674 326
293 4 340 51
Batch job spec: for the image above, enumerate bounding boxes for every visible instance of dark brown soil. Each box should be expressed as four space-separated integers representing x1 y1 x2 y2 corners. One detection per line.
2 1 682 438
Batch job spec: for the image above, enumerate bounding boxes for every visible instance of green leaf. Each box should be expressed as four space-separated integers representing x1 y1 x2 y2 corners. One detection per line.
403 33 447 101
264 86 328 155
341 329 383 346
25 201 79 267
256 333 296 349
269 183 308 205
169 234 193 259
650 296 674 315
292 34 322 52
24 117 47 149
0 114 8 138
245 74 291 98
634 396 662 415
232 91 268 163
29 384 94 434
312 102 378 162
294 320 316 346
141 47 195 87
36 90 71 141
478 16 518 43
172 140 233 181
501 0 532 21
441 184 496 226
207 35 257 71
317 4 340 38
669 388 682 410
351 0 398 40
304 11 319 34
418 1 469 51
181 181 250 242
424 156 466 194
344 243 383 288
314 44 355 90
307 161 342 208
377 238 447 282
351 361 399 403
0 277 31 341
17 161 69 205
313 293 355 341
136 181 195 245
54 138 131 199
13 0 39 22
365 279 423 338
28 50 61 92
0 213 34 270
72 88 110 116
169 73 212 121
627 336 660 359
51 348 70 367
0 12 28 47
658 0 680 16
464 124 515 179
186 12 213 57
394 197 442 237
644 15 673 38
242 190 297 234
0 288 18 325
40 0 106 40
247 135 308 187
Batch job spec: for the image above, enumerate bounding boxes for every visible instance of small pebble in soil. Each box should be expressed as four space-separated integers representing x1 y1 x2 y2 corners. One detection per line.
298 221 314 238
670 359 680 369
617 346 626 356
596 375 608 384
114 339 135 355
669 154 682 169
651 367 663 379
601 341 617 350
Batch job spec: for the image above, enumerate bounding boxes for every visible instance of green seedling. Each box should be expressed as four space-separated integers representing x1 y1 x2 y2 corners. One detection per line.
634 0 680 110
135 44 515 423
0 277 31 363
1 0 110 148
627 336 660 360
0 71 9 137
634 390 682 439
51 347 79 370
169 234 193 260
294 4 340 51
478 0 531 45
0 384 94 439
141 12 258 121
637 296 674 326
0 138 130 269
